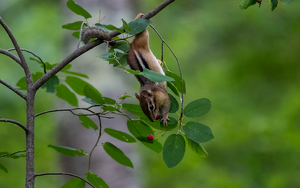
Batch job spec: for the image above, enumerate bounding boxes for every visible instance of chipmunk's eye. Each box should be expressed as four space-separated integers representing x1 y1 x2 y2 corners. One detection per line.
149 104 154 111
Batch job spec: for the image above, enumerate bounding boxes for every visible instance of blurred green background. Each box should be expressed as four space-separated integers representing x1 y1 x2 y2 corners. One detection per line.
1 0 300 188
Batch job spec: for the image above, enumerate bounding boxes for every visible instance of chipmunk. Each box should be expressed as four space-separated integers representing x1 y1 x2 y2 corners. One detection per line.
127 13 170 125
81 13 170 125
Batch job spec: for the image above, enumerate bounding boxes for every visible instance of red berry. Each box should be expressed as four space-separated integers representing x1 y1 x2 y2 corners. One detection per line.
147 134 154 141
156 115 160 120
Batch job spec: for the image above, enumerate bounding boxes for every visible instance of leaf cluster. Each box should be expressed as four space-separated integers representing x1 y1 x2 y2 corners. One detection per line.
239 0 294 11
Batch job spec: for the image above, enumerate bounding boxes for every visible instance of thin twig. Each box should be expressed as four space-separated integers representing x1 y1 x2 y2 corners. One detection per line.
35 172 96 188
0 48 22 65
8 48 47 74
0 118 28 132
149 24 184 129
88 114 102 172
0 150 26 158
0 79 27 100
35 106 113 119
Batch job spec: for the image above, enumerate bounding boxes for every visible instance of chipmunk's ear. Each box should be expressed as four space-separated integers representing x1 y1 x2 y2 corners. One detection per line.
135 93 140 100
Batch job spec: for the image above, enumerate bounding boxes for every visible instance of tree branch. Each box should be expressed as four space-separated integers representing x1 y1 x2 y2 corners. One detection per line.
0 79 27 100
0 48 22 66
0 17 32 82
35 172 96 188
0 118 28 132
33 0 175 91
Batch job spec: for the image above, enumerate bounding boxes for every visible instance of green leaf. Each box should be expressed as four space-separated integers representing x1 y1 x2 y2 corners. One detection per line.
103 142 134 168
119 94 131 100
104 128 136 143
163 134 185 168
1 152 25 159
127 120 162 153
239 0 257 9
94 23 111 33
128 18 151 35
184 98 211 118
109 41 130 53
102 24 124 33
62 21 84 30
72 31 80 39
86 172 109 188
78 116 98 131
29 57 42 65
103 97 117 105
167 82 180 97
83 84 104 105
32 72 43 83
82 97 98 105
61 64 72 72
61 178 85 188
168 94 179 113
100 52 115 61
44 62 56 70
183 122 214 143
16 77 27 90
41 75 59 93
105 41 130 67
122 103 175 131
65 76 89 96
122 103 145 118
117 66 140 75
0 163 8 173
63 71 89 79
281 0 294 4
121 19 131 32
127 120 153 140
66 0 92 19
158 116 178 130
186 137 208 157
55 84 78 107
165 71 186 94
16 72 43 90
268 0 278 10
139 68 174 82
48 145 87 157
0 152 8 156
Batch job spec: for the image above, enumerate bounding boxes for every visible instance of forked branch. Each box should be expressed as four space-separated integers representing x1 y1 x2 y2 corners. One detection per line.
0 17 32 80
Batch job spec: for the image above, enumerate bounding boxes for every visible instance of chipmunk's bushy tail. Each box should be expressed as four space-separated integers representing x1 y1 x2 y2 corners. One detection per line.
81 26 112 44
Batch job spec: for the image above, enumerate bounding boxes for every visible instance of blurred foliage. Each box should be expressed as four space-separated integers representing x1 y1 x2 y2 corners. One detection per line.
1 0 300 188
141 0 300 188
